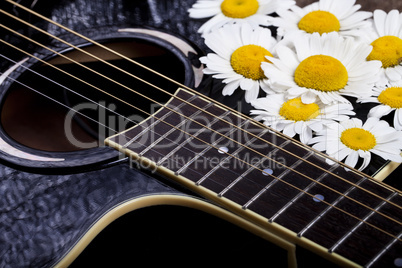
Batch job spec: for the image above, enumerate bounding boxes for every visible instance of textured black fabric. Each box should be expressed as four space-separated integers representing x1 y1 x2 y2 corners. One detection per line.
0 161 180 267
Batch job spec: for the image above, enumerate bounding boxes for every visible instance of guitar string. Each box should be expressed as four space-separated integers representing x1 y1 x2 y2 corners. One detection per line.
1 6 401 215
0 5 402 237
1 46 401 245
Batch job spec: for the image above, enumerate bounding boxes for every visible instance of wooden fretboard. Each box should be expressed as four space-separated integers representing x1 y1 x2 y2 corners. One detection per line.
105 88 402 268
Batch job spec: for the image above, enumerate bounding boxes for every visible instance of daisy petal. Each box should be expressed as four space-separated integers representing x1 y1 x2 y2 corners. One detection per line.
373 9 387 36
282 123 296 137
385 67 402 82
368 104 393 118
395 109 402 131
301 90 317 104
312 141 326 151
358 150 371 170
371 149 402 162
344 150 359 169
299 126 313 144
384 9 400 36
222 81 239 96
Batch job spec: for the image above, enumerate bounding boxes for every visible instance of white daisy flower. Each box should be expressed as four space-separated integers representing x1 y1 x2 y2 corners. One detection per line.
200 23 278 103
358 82 402 130
188 0 295 35
250 94 355 144
309 117 402 171
262 32 382 105
272 0 372 39
354 10 402 86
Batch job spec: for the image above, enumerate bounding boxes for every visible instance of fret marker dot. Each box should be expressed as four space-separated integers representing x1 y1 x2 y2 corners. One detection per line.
395 258 402 267
313 194 324 203
218 146 229 154
262 168 273 176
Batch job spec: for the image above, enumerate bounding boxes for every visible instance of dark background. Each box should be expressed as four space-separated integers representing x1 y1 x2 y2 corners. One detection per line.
298 0 402 11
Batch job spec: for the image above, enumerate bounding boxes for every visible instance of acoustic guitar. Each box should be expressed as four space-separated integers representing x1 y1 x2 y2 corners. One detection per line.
0 0 401 267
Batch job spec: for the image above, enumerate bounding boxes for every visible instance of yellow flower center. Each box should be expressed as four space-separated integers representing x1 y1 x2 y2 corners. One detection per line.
220 0 259 18
367 36 402 68
294 55 348 92
340 128 377 151
279 97 320 121
298 11 341 34
230 44 272 80
378 86 402 108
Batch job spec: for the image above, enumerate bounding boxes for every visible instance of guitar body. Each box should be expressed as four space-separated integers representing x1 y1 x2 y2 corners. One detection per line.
0 0 401 267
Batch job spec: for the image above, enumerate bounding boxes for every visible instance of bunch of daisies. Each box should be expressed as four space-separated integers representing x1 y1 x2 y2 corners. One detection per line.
188 0 402 171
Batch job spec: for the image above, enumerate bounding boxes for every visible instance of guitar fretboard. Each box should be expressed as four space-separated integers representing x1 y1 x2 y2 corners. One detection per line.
106 89 402 268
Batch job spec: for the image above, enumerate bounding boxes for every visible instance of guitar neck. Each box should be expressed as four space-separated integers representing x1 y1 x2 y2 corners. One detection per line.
105 88 402 268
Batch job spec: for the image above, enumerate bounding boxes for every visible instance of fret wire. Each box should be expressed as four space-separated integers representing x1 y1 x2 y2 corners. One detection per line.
138 119 189 156
220 140 292 201
195 123 262 186
329 191 400 254
242 179 276 211
242 151 314 210
156 106 226 166
175 117 247 176
269 158 338 224
217 128 276 197
366 230 402 268
118 113 276 205
3 34 402 244
3 4 400 216
119 110 278 205
132 120 286 207
119 110 296 212
2 4 402 242
124 95 198 148
297 176 367 238
138 102 212 156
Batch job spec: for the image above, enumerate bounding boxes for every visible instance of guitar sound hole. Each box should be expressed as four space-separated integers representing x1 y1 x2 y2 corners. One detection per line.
0 39 186 152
